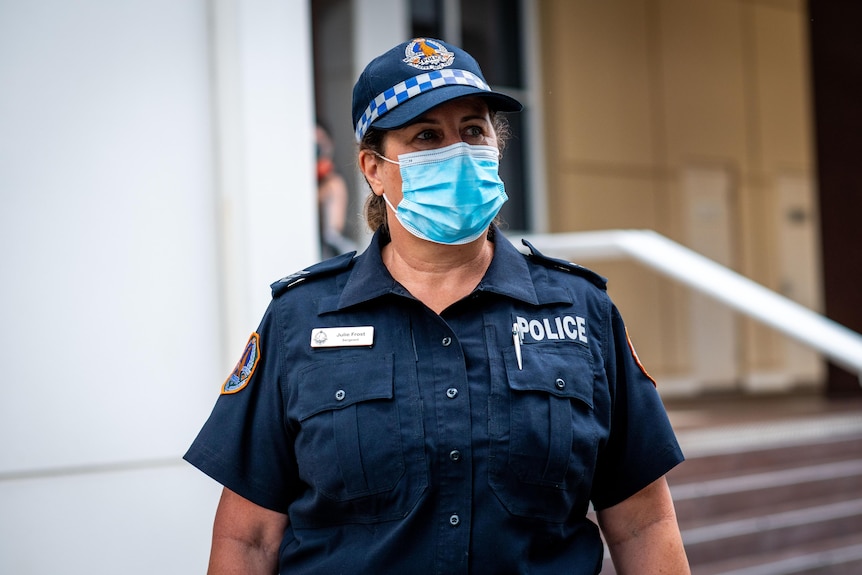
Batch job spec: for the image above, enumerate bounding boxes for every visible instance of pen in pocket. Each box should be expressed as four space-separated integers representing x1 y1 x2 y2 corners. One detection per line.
512 322 523 370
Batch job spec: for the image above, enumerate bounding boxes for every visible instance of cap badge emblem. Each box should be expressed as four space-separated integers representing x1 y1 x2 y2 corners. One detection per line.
403 38 454 71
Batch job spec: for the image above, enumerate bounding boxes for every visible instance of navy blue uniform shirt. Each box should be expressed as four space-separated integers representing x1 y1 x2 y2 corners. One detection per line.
185 227 684 574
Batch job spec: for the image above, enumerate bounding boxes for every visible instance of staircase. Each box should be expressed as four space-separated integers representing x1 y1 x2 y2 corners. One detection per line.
600 409 862 574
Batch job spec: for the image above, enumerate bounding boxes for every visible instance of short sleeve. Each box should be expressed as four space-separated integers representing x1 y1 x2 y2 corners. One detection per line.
183 303 298 513
590 303 684 510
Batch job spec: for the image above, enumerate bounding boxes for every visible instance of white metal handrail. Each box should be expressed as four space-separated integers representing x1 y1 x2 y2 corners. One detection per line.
519 229 862 381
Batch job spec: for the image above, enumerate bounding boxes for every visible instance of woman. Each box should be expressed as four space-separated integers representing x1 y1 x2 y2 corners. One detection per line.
186 38 690 574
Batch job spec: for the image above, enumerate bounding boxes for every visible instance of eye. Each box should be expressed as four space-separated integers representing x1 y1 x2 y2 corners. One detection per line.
463 125 488 142
415 129 438 142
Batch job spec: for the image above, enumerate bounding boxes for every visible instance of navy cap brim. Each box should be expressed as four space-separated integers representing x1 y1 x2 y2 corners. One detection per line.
369 84 523 132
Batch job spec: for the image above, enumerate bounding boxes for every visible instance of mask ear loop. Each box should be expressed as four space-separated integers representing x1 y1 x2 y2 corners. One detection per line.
370 152 401 212
382 193 398 213
373 151 400 165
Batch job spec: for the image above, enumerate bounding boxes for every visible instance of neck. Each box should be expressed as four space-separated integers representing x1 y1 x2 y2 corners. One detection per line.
382 227 494 314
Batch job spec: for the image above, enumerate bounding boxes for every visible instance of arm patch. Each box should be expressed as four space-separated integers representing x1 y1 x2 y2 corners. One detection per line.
222 332 261 394
626 327 656 386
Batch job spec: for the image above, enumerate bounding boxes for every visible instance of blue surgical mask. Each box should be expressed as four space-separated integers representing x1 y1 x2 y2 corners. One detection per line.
377 142 508 245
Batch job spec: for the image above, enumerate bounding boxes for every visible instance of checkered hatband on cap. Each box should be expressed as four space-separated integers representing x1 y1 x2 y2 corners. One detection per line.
354 69 491 142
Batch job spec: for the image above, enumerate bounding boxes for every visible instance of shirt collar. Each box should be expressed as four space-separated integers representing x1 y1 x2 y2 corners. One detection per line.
334 226 551 311
474 227 540 305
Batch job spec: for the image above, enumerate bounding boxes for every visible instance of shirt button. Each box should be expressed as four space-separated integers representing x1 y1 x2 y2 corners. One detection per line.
442 336 452 347
449 514 460 527
449 449 461 462
446 388 458 399
555 378 566 390
335 389 346 401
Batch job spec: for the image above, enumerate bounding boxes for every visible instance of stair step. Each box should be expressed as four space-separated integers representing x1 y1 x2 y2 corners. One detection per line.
669 432 862 483
693 535 862 575
601 540 862 575
600 409 862 574
682 497 862 565
671 459 862 522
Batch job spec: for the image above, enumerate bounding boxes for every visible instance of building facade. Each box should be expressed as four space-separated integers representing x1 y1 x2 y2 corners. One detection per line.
1 0 857 573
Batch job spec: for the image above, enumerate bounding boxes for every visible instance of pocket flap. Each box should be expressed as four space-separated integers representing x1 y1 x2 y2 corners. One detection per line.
503 345 595 408
297 353 394 420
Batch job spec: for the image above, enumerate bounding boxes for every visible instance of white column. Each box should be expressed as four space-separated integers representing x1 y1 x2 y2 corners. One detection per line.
211 0 319 358
0 0 318 572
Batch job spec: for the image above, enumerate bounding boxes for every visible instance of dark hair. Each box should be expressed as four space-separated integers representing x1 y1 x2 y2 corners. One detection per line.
359 110 511 234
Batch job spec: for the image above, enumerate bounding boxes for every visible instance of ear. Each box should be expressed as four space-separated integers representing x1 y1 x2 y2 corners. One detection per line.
358 149 385 197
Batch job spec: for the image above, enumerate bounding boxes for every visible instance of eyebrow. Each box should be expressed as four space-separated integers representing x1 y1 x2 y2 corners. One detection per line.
411 112 490 126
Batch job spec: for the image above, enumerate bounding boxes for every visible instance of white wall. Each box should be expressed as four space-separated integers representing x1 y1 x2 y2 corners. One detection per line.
0 0 317 572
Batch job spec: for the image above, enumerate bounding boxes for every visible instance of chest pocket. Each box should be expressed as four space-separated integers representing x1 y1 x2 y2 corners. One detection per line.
293 353 427 525
489 343 599 522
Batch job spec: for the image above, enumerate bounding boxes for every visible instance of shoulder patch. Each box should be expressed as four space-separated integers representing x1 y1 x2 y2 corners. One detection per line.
521 239 607 290
270 251 357 298
222 332 261 394
626 327 656 387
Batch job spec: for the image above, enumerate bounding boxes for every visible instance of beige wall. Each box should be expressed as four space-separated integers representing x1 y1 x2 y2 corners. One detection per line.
539 0 819 392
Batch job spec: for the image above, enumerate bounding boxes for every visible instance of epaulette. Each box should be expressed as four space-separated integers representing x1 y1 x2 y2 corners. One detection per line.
270 251 357 298
521 239 607 290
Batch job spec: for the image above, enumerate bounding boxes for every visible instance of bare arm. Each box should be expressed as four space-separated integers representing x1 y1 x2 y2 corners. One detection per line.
207 487 289 575
596 476 690 575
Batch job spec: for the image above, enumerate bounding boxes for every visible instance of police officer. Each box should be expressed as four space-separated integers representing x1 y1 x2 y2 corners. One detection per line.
185 38 690 574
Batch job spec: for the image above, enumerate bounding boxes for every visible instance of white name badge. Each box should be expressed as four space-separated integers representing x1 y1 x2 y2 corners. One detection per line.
310 326 374 348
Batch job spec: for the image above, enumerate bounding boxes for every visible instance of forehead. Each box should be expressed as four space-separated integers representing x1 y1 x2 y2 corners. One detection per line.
410 96 491 124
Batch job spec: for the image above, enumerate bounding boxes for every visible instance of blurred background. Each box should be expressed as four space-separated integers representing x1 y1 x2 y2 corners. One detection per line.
1 0 859 573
